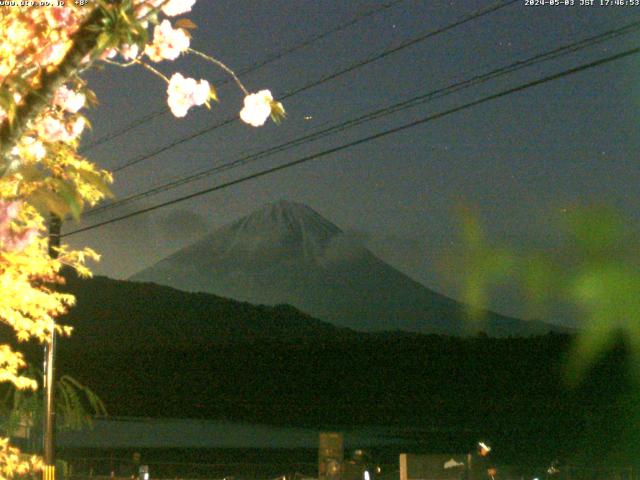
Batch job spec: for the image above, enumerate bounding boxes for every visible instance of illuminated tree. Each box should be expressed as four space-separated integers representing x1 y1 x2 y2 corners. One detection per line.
0 1 284 477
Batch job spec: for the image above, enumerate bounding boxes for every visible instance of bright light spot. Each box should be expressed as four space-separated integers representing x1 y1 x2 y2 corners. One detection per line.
364 471 370 480
304 115 313 120
478 442 491 456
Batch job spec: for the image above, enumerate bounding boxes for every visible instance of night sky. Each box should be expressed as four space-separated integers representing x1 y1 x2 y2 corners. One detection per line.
65 0 640 324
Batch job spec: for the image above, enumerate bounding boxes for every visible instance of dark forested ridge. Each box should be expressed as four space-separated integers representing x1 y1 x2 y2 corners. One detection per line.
57 334 639 466
18 274 638 466
58 274 360 350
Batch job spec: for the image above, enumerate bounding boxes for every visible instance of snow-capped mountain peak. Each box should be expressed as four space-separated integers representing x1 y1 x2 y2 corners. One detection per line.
131 201 561 336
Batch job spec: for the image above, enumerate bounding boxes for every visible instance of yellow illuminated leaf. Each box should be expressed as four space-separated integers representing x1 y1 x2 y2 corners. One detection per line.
175 18 197 29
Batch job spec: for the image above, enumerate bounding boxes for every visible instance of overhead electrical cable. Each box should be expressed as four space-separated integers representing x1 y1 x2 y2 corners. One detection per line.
84 20 640 218
80 0 407 153
100 0 519 173
62 46 640 238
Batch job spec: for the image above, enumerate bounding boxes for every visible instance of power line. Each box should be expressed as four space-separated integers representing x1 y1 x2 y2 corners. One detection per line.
84 20 640 218
62 46 640 238
79 0 406 153
89 20 640 215
275 0 519 100
106 0 519 173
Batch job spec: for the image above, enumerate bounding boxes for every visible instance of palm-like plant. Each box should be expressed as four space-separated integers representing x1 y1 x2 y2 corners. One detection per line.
0 366 107 446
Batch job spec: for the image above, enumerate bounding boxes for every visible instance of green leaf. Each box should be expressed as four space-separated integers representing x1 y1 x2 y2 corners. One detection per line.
14 164 44 182
566 207 626 257
28 189 71 219
50 179 83 220
522 253 557 318
270 101 286 124
209 86 219 103
94 32 114 57
455 208 516 323
0 365 106 435
77 169 114 199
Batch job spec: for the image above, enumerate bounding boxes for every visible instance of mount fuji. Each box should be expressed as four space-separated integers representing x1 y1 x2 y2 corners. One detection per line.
130 200 559 336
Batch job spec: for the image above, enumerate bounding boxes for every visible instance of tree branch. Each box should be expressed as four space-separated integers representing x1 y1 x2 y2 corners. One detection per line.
0 7 107 165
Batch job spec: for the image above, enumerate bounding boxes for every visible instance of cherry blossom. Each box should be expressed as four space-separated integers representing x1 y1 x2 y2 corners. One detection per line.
35 42 69 67
68 117 86 140
45 7 79 32
37 116 85 143
167 73 210 117
133 0 196 17
0 201 36 252
0 202 19 227
54 86 86 114
38 117 68 143
22 138 47 161
162 0 197 17
99 48 118 61
120 44 140 61
145 20 190 62
240 90 275 127
10 137 46 162
1 227 38 252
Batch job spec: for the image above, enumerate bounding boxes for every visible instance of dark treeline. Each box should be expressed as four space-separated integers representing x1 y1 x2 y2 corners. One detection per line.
8 275 640 466
56 334 638 467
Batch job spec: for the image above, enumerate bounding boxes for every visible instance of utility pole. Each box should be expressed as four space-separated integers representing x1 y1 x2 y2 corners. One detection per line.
43 213 61 480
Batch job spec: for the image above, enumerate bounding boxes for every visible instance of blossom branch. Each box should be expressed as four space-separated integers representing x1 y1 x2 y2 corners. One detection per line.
188 48 249 96
134 59 171 83
0 6 109 167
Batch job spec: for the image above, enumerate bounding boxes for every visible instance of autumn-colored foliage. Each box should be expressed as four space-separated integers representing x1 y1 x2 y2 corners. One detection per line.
0 1 283 477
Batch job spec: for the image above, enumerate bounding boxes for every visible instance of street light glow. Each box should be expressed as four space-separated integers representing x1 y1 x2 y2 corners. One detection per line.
478 442 491 456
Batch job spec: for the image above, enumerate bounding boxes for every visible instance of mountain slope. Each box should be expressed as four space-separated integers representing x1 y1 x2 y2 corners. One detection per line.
56 273 358 351
130 200 559 337
42 276 629 466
